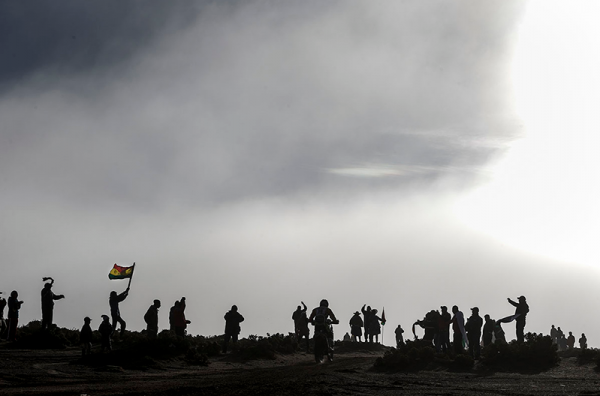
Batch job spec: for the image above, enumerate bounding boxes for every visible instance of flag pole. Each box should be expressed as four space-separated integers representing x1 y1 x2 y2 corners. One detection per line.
127 262 135 289
382 306 385 345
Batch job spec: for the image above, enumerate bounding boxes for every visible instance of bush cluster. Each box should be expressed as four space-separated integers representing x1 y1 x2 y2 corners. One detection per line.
481 333 559 372
373 339 473 372
375 333 559 373
232 333 299 360
7 321 80 349
574 347 600 366
5 322 304 369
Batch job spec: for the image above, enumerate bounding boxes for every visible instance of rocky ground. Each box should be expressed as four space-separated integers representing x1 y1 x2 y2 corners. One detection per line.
1 344 600 395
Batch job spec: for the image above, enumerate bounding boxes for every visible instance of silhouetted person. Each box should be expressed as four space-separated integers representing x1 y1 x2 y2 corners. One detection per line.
556 327 565 351
0 294 6 339
494 320 506 344
465 307 483 359
109 287 129 337
368 309 383 343
395 324 405 348
171 298 190 337
507 296 529 342
80 317 93 356
550 324 558 344
579 333 587 349
99 315 112 352
169 300 177 331
567 331 575 350
414 310 437 343
361 305 372 343
451 305 467 353
558 333 567 351
438 306 451 353
308 299 339 355
6 291 23 342
144 299 161 338
292 302 310 352
223 305 244 353
41 277 65 331
349 311 364 342
482 314 495 347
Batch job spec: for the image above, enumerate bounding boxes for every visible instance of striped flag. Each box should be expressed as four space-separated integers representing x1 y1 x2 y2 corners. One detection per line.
108 264 134 280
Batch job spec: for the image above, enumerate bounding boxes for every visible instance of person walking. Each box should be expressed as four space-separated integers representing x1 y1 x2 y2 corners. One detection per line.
144 299 161 338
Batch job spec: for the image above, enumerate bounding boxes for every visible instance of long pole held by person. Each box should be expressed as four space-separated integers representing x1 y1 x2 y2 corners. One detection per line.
127 262 136 289
381 307 386 345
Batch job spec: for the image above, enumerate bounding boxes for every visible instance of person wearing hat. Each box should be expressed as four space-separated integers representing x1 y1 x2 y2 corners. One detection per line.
349 311 364 343
99 315 112 352
507 296 529 342
80 317 93 356
465 307 483 359
144 299 161 339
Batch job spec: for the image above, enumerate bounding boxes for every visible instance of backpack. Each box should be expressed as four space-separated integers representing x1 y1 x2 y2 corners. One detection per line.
314 307 327 325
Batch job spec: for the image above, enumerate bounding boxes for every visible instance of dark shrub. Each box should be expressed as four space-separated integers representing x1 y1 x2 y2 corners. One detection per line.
232 333 299 360
481 333 558 373
374 340 436 371
9 321 79 349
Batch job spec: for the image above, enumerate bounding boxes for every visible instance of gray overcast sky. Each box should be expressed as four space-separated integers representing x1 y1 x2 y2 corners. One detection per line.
2 1 597 344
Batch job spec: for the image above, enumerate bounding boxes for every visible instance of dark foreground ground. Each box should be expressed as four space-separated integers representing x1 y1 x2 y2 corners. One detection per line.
1 345 600 396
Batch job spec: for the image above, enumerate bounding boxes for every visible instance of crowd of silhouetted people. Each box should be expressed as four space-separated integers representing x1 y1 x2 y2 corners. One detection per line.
0 282 593 359
550 324 587 351
0 278 246 356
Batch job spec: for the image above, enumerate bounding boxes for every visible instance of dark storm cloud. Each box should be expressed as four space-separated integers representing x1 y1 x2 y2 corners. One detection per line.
0 1 523 210
0 0 203 93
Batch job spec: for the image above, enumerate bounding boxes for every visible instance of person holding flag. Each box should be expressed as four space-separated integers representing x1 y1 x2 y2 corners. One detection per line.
369 309 383 343
108 263 135 337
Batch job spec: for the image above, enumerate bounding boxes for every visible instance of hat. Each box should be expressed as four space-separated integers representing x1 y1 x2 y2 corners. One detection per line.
354 311 360 315
101 315 109 320
471 307 479 312
84 317 91 322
